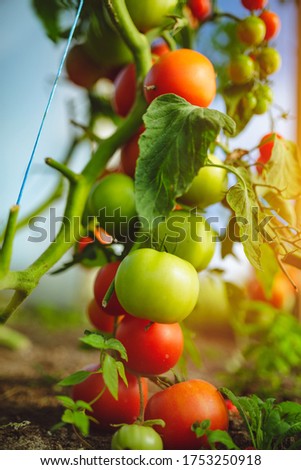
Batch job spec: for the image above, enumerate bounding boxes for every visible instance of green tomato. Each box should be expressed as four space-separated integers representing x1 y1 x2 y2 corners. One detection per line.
85 14 133 68
237 16 266 46
179 155 228 208
115 248 199 323
241 92 257 110
257 47 281 76
259 84 274 102
154 210 216 272
253 98 270 115
228 55 255 85
88 173 137 240
112 424 163 450
125 0 178 32
184 272 231 332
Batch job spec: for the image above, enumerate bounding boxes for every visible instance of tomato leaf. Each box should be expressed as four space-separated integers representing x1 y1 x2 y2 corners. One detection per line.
262 191 297 226
135 94 235 225
56 395 75 409
222 83 254 136
226 167 265 270
263 139 301 200
58 370 92 387
207 429 240 450
75 400 93 412
102 354 119 400
105 338 128 361
80 332 106 350
72 411 90 437
61 409 74 424
192 420 240 450
116 361 128 387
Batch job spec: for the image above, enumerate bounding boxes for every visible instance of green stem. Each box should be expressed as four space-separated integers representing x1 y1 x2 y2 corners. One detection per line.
0 291 28 325
102 279 115 309
0 206 20 274
0 3 150 322
104 0 152 80
45 157 80 184
137 376 145 424
161 31 177 51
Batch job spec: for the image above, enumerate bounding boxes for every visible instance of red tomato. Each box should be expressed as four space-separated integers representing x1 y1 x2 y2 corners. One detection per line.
113 43 169 117
65 44 116 89
77 236 94 253
120 127 145 177
72 367 148 429
113 63 136 117
225 399 239 414
145 379 229 449
188 0 212 21
259 11 281 41
256 132 283 173
94 262 128 316
116 316 184 376
151 40 170 57
144 49 216 108
241 0 267 10
87 298 116 333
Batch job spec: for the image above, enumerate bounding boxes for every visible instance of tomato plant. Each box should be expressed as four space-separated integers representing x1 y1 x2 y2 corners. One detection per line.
259 10 281 41
111 424 163 450
154 210 216 271
115 248 199 323
72 368 148 429
144 49 216 107
116 316 184 376
2 0 300 452
145 379 229 449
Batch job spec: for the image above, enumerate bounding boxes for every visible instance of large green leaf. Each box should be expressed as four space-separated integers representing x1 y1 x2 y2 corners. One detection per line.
135 94 235 226
226 167 266 270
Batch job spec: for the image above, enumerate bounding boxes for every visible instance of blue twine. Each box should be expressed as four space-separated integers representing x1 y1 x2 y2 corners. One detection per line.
16 0 85 206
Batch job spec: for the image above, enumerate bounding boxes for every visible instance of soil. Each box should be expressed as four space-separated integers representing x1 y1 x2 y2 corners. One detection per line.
0 324 250 450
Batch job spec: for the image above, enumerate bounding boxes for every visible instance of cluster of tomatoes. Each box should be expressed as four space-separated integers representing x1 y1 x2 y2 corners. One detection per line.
63 0 283 451
228 0 281 117
76 250 229 449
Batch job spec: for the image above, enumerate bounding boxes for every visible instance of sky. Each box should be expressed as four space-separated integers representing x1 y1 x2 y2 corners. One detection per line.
0 0 298 308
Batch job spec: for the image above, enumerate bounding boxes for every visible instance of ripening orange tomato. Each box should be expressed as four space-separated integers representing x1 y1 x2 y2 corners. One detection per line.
144 49 216 108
